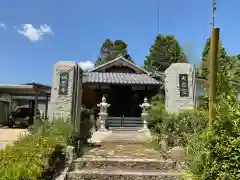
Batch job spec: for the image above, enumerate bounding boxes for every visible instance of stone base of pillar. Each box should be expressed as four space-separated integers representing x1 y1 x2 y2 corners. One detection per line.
138 128 152 140
88 129 112 143
138 128 150 133
97 127 109 132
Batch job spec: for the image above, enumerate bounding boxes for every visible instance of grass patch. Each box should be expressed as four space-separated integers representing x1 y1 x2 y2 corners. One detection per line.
0 119 75 180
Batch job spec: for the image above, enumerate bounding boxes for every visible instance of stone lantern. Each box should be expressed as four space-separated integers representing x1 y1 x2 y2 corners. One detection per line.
97 96 110 131
139 97 151 131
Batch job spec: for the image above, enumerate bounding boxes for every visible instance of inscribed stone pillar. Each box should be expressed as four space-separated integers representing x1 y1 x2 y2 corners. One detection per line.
164 63 196 114
48 61 82 121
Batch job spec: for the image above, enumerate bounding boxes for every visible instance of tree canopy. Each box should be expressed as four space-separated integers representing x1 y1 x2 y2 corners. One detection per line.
95 39 134 67
198 37 237 109
200 37 228 80
144 34 187 73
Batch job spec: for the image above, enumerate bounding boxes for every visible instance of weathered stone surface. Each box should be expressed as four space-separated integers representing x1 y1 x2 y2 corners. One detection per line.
48 61 79 120
74 158 175 171
102 130 152 143
160 135 168 152
164 63 196 113
171 146 184 161
79 143 163 160
89 130 113 143
67 131 187 180
68 169 183 180
66 146 76 165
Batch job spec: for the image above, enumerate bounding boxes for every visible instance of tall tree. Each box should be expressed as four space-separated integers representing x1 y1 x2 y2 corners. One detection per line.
200 37 228 80
199 38 232 109
199 37 231 93
144 34 187 73
95 39 134 67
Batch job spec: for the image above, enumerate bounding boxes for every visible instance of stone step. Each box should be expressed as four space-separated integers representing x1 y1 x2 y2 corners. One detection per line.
68 169 184 180
74 157 176 171
109 127 142 131
101 133 151 143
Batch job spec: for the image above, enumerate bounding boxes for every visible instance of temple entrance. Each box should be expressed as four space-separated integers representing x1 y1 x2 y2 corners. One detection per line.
108 85 132 117
106 85 143 128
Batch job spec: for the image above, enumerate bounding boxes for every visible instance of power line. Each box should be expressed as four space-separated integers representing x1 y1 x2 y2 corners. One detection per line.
157 0 160 34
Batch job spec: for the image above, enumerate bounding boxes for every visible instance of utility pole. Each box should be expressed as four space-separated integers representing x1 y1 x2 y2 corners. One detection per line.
209 0 219 127
211 0 217 28
209 28 219 127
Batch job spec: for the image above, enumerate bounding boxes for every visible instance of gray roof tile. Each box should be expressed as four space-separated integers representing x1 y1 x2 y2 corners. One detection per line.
83 72 162 85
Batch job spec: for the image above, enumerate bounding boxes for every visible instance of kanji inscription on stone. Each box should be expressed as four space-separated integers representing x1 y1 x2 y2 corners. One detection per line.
179 74 189 97
59 72 69 95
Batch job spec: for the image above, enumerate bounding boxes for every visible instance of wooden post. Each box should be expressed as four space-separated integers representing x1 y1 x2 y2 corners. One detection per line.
75 66 82 137
209 28 220 127
45 93 49 119
34 91 39 122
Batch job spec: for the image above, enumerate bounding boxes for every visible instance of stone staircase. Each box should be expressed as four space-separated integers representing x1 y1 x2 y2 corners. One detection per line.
103 129 151 143
66 129 185 180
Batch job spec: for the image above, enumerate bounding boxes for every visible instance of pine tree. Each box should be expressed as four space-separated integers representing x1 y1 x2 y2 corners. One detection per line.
144 34 187 73
95 39 134 67
199 37 231 110
200 38 227 80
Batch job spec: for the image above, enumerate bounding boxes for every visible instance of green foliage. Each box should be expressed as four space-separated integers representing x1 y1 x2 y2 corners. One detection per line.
95 39 134 66
199 54 240 110
198 38 239 110
148 94 165 130
0 120 74 180
159 111 207 147
200 37 227 81
149 94 207 147
186 91 240 179
188 48 240 178
144 34 187 73
198 38 231 109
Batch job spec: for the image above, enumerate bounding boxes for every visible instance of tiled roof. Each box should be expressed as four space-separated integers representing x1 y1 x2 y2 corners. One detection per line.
83 72 162 85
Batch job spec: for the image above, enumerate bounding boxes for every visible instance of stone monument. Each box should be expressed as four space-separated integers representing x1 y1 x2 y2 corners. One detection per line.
48 61 83 121
164 63 196 114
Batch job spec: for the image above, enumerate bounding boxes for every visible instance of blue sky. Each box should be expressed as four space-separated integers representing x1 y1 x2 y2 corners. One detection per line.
0 0 239 85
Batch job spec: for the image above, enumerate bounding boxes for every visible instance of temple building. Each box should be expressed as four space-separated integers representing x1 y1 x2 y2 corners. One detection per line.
81 57 164 127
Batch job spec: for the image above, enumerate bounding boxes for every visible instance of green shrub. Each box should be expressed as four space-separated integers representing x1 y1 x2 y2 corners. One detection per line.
160 111 208 147
149 94 208 147
0 119 74 180
186 92 240 179
148 94 165 131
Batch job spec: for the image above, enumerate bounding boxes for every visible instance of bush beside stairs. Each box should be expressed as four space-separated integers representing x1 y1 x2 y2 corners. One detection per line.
66 128 185 180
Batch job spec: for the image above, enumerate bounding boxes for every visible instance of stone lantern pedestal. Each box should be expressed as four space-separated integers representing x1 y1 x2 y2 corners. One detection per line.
97 96 110 131
138 98 151 137
89 96 112 143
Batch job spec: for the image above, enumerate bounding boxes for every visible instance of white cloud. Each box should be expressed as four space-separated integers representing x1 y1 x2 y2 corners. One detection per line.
0 23 6 30
17 24 53 42
79 61 94 71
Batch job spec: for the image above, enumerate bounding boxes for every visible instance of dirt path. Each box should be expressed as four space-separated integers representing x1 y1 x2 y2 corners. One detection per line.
0 128 29 150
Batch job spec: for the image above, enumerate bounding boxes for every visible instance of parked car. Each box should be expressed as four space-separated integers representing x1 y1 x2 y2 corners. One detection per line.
8 108 40 127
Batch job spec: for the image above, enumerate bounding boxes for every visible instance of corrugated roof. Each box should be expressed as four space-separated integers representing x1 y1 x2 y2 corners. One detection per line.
83 72 162 85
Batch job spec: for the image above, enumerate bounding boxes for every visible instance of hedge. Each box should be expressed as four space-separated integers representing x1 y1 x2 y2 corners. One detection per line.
0 119 74 180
